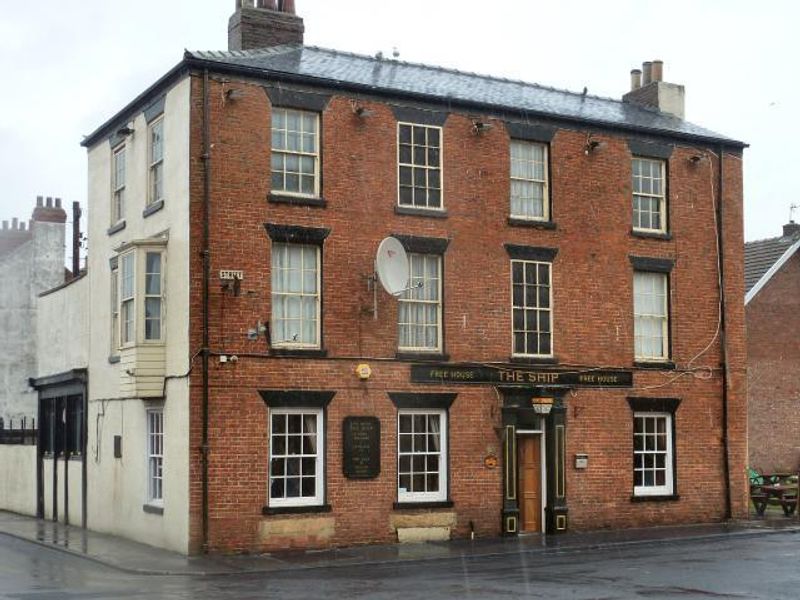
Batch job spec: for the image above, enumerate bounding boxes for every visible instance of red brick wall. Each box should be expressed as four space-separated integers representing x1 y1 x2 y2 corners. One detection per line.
747 252 800 472
187 74 747 553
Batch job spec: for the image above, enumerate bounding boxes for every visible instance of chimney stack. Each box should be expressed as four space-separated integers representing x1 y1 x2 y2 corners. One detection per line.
229 0 304 51
32 194 67 224
783 221 800 239
623 59 685 120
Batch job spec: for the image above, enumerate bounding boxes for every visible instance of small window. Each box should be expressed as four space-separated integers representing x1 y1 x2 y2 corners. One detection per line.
633 412 673 496
120 253 135 345
511 260 553 357
144 252 163 341
632 157 666 233
633 271 669 360
110 267 119 354
397 410 447 502
112 145 126 223
510 141 548 220
271 243 320 348
398 123 442 210
271 108 319 197
148 118 164 206
269 408 324 507
398 254 442 352
147 408 164 505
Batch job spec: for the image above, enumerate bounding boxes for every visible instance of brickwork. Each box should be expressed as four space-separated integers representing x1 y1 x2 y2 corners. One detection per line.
186 75 747 553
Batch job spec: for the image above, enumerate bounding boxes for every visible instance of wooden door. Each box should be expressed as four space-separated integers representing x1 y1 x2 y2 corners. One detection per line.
518 435 542 533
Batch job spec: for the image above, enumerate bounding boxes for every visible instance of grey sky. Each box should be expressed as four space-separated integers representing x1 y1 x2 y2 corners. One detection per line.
1 0 797 248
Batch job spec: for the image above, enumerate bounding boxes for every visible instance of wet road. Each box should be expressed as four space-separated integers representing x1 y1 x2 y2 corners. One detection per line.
1 531 799 599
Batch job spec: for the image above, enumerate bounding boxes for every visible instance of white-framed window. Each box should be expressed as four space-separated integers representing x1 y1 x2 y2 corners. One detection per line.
632 157 666 232
633 412 673 496
271 108 319 197
147 408 164 505
148 117 164 206
398 253 442 352
633 271 669 360
110 267 119 354
269 408 324 507
511 260 553 357
144 252 163 341
510 140 549 220
398 123 442 210
120 252 135 346
271 243 320 348
397 409 447 503
111 145 126 223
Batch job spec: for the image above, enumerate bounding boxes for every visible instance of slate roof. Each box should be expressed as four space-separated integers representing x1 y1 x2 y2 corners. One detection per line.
744 232 800 293
186 45 743 146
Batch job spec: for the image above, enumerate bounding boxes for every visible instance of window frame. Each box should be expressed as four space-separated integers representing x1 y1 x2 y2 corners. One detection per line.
632 411 674 497
148 116 165 206
143 251 164 343
632 157 667 234
270 107 321 198
119 252 135 348
268 407 325 508
510 140 549 222
398 253 443 353
110 267 120 355
397 408 448 504
633 271 670 362
510 259 554 358
397 122 444 211
270 242 321 349
111 144 126 224
146 407 164 507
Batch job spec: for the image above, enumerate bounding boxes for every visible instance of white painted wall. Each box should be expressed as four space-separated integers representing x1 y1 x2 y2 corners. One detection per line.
37 275 89 376
85 75 192 553
0 445 36 516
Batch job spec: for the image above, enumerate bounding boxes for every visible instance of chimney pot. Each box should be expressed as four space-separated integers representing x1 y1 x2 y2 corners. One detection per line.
12 218 18 229
46 197 52 208
783 221 800 238
280 0 296 13
630 69 642 91
642 61 653 85
2 221 8 230
652 60 664 82
20 222 25 231
55 198 62 208
36 196 43 207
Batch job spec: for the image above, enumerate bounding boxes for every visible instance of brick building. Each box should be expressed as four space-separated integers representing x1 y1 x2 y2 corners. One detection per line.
76 1 748 554
745 221 800 473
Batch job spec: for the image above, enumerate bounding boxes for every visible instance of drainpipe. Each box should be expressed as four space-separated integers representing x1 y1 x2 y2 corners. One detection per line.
201 68 211 553
716 145 731 520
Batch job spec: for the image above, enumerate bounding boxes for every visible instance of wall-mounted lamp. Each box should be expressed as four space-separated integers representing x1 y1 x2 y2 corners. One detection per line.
224 88 245 101
530 397 554 415
116 126 135 137
688 154 707 164
350 100 373 118
584 134 605 155
472 120 493 135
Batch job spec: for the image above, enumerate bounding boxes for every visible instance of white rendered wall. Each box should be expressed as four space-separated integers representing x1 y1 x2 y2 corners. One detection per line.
0 445 36 516
85 75 192 553
37 275 89 376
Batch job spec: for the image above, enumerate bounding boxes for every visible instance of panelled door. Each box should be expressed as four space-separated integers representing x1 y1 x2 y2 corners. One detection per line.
518 435 542 533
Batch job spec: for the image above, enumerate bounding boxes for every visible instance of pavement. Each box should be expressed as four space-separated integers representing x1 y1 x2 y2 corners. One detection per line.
1 510 799 577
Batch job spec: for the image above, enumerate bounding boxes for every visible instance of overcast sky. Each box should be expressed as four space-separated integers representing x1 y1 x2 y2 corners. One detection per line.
1 0 797 254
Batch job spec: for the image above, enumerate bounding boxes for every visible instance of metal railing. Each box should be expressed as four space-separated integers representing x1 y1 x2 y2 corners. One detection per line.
0 417 37 445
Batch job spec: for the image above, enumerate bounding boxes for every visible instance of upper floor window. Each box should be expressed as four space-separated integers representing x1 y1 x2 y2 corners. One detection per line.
144 253 163 341
633 271 669 361
271 243 320 348
511 260 553 357
510 141 549 221
110 267 120 355
271 108 319 197
398 254 442 352
116 244 166 349
148 118 164 206
120 253 135 346
398 123 442 210
112 145 126 223
632 157 666 233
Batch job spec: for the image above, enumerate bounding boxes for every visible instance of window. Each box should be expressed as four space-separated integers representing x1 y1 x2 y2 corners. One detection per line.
271 108 319 196
511 260 552 357
120 253 135 345
510 141 548 220
147 408 164 505
397 410 447 502
632 157 666 232
144 252 163 341
633 412 673 496
112 145 126 223
110 267 119 354
269 408 324 507
271 243 320 348
633 271 669 360
398 123 442 210
398 254 441 352
148 117 164 205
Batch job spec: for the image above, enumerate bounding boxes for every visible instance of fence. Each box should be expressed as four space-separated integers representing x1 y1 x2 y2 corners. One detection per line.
0 417 37 445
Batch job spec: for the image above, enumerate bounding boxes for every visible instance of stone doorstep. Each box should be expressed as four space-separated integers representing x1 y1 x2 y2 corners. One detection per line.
396 526 451 543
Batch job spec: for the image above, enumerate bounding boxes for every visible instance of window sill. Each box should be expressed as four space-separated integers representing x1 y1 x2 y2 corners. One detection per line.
634 360 676 370
143 503 164 515
107 220 126 236
395 206 448 219
393 501 454 510
142 199 165 218
108 355 121 364
510 355 559 365
262 503 332 516
268 193 327 208
630 494 680 503
270 348 328 359
508 218 556 230
631 229 672 241
396 351 450 362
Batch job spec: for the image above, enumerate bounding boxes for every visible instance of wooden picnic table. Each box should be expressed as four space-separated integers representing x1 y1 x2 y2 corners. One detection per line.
752 483 798 516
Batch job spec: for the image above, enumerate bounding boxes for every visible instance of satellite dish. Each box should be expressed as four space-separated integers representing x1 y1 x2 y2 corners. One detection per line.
375 237 409 296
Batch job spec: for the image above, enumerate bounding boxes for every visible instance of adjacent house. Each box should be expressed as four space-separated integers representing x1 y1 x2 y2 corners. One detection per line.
745 221 800 473
65 1 747 554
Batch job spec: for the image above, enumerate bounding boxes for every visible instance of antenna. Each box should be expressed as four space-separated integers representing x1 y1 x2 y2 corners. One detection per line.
790 204 799 223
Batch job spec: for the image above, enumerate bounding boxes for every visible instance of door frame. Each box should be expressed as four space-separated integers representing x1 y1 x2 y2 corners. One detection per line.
516 429 546 533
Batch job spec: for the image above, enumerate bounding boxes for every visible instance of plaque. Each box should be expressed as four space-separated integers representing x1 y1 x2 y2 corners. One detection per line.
343 416 381 479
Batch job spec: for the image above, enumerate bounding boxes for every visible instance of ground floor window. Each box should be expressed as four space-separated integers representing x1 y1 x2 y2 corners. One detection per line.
633 411 673 496
147 408 164 505
397 409 447 503
269 408 324 507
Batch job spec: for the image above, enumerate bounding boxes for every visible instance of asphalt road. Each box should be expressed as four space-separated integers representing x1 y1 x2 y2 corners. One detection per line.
1 531 799 599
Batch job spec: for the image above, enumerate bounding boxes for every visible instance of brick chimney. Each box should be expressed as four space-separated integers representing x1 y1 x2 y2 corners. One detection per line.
623 60 685 119
228 0 304 52
783 221 800 239
31 196 67 224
